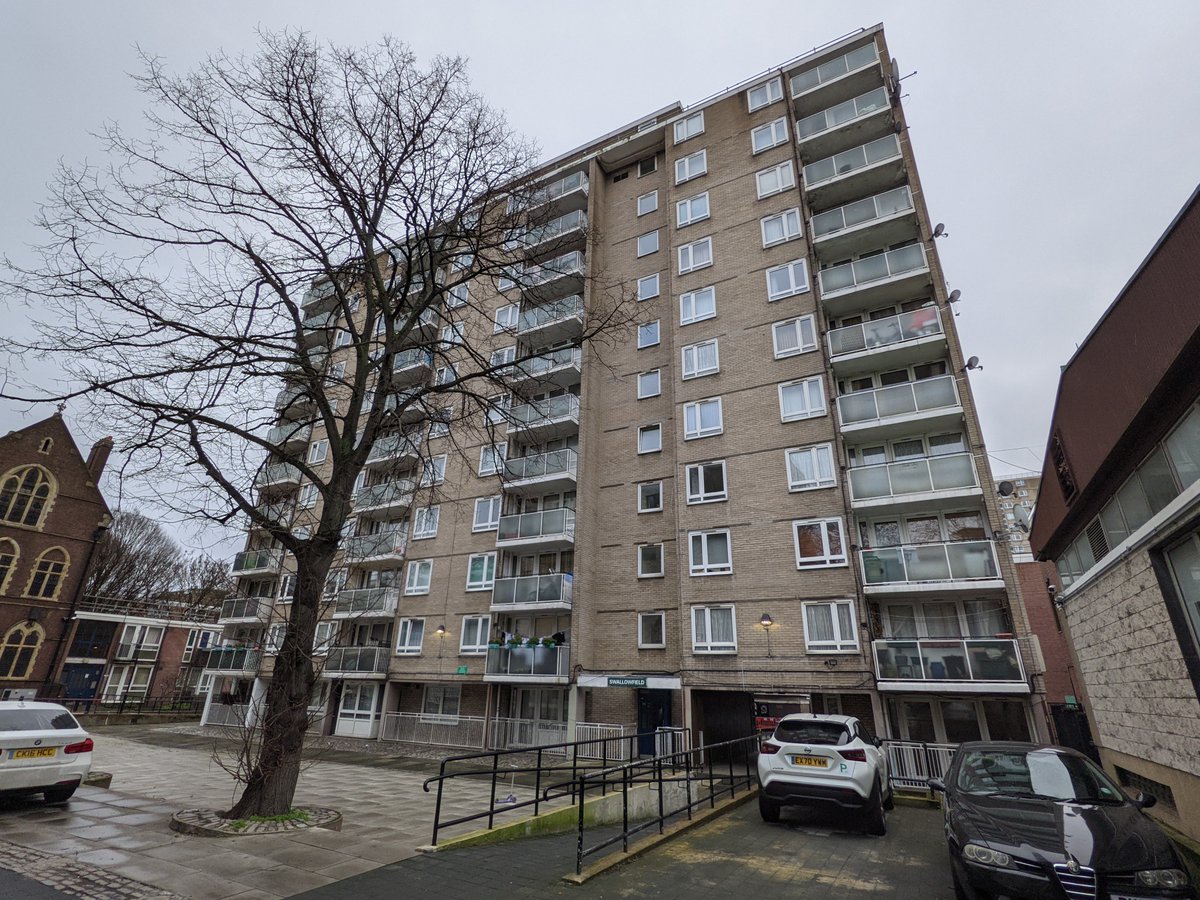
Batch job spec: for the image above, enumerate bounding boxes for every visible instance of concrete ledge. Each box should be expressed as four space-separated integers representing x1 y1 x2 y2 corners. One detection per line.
83 771 112 789
169 806 342 837
893 790 940 809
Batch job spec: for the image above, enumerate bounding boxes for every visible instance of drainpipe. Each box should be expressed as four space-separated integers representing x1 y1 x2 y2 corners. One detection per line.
41 521 110 695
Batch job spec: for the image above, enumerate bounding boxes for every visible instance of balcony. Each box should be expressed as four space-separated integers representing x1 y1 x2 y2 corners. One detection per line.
501 449 577 494
114 642 160 662
818 244 931 316
219 597 271 624
392 348 434 386
255 461 302 491
323 646 389 677
827 307 946 376
397 307 440 345
249 501 293 533
205 647 261 674
517 294 584 345
523 170 589 216
333 587 400 619
266 422 312 450
301 310 336 345
848 453 981 512
231 548 284 576
859 540 1004 594
512 347 582 389
384 387 426 423
365 431 423 469
353 478 417 516
496 508 575 550
491 573 573 612
791 42 881 107
836 374 962 439
520 251 586 303
873 638 1029 694
803 134 904 209
274 385 315 419
301 278 337 311
484 644 570 683
342 530 409 568
795 87 892 159
512 209 587 253
507 394 580 441
811 186 917 262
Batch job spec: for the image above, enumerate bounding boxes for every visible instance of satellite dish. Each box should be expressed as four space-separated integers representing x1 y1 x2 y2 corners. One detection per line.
890 57 901 93
964 355 983 372
931 223 947 238
998 481 1015 497
1014 506 1032 532
947 289 962 304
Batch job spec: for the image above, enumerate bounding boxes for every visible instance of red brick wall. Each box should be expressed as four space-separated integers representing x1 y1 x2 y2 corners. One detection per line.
1016 561 1082 705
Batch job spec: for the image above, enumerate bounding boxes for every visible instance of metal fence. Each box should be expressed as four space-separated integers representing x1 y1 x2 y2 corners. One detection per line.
883 739 957 790
43 695 207 716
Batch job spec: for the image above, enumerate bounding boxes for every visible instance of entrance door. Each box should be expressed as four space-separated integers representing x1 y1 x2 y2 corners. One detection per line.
61 664 102 700
335 682 380 738
637 690 672 756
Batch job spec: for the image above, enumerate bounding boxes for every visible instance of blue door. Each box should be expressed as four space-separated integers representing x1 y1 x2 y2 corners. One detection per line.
61 663 103 699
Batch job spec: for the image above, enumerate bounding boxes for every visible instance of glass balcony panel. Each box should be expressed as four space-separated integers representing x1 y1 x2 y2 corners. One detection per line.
508 394 580 427
515 347 582 379
797 87 888 138
929 454 976 491
791 43 878 95
862 548 906 585
874 384 919 419
906 545 953 581
848 466 891 500
965 640 1023 680
497 508 575 542
485 645 569 678
394 349 433 371
503 449 577 482
947 541 1000 580
912 376 957 409
518 295 584 333
232 548 283 573
874 640 921 679
354 479 417 509
874 638 1023 682
838 392 879 425
889 460 934 495
220 598 266 620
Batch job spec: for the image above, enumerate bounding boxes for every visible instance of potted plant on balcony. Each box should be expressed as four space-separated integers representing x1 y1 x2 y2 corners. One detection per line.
525 636 540 648
540 637 556 648
506 635 523 649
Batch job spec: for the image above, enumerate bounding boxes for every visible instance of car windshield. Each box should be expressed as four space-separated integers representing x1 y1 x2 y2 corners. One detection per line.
954 749 1124 803
0 708 79 732
774 721 850 746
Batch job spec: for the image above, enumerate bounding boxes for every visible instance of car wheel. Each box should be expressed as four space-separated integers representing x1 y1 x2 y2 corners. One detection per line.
864 779 887 836
43 785 77 804
883 783 895 811
758 792 781 823
950 856 970 900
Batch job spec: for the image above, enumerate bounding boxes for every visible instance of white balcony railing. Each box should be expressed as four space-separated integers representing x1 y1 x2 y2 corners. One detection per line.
265 422 312 447
874 638 1025 683
353 478 417 512
523 251 585 288
513 347 582 380
491 573 573 608
796 87 889 141
485 644 570 679
231 548 284 575
219 597 269 621
393 348 434 374
790 42 879 97
828 307 943 358
381 712 488 749
256 462 302 488
513 210 587 249
342 530 409 561
518 295 584 335
837 374 959 428
883 740 958 791
205 647 261 673
324 646 390 674
848 453 979 503
334 587 400 618
812 186 913 239
496 508 575 545
365 432 423 466
804 134 901 189
508 394 580 430
502 449 577 484
818 243 928 299
859 539 1000 587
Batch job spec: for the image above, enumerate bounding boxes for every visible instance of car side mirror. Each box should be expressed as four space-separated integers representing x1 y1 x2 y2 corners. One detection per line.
872 736 882 748
928 777 946 793
1135 791 1157 810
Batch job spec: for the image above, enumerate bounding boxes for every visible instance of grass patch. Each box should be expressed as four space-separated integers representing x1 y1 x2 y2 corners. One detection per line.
228 809 312 831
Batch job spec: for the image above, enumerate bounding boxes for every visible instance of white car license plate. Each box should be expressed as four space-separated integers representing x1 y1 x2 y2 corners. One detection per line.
791 755 826 767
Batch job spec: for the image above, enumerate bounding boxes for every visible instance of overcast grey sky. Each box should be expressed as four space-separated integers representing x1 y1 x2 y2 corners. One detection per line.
3 1 1199 551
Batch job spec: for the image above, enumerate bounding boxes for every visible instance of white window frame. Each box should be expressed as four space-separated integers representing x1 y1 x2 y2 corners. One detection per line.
786 444 837 492
637 190 658 216
681 339 720 379
677 237 713 274
760 208 803 247
405 559 433 595
638 611 667 649
676 192 710 228
802 600 859 653
638 424 662 455
747 77 783 111
298 483 319 510
638 481 663 514
637 230 660 257
422 684 462 720
756 160 796 199
765 259 809 300
686 461 726 505
413 505 441 539
792 518 848 568
479 442 507 476
486 394 510 426
490 346 516 369
689 529 732 576
446 283 469 308
465 553 497 592
778 377 827 422
638 156 657 177
638 321 661 349
637 543 665 579
679 286 716 326
772 315 817 358
684 397 724 440
751 117 789 154
434 365 456 387
429 407 453 439
494 304 518 332
637 370 661 399
396 617 425 655
675 148 708 185
692 605 737 653
637 273 660 301
673 111 704 144
307 439 328 465
473 495 502 532
459 616 491 655
422 454 447 486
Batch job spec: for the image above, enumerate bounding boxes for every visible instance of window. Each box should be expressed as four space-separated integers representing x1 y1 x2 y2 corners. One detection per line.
0 466 54 528
751 117 789 153
486 395 510 426
637 191 658 216
756 161 795 198
441 322 465 346
676 193 710 228
772 315 817 357
422 684 462 719
446 283 469 308
747 77 782 111
766 259 809 300
637 273 660 301
675 149 707 184
639 612 666 648
793 518 848 568
681 339 719 379
466 553 497 591
459 617 490 655
490 346 516 369
779 377 827 421
0 622 44 679
686 461 727 504
638 544 665 578
421 454 447 486
265 623 287 655
803 600 858 652
429 407 453 438
679 286 716 325
637 230 660 257
494 304 518 332
0 539 19 594
689 530 732 576
673 111 704 144
38 438 52 454
405 560 432 595
761 208 803 247
678 237 713 274
684 398 724 440
638 321 661 348
638 481 663 513
413 506 440 539
786 444 837 491
25 548 68 599
333 329 353 349
278 574 296 602
692 606 736 653
298 483 319 509
479 442 507 476
474 495 502 531
396 618 425 655
638 155 658 177
637 370 661 399
307 440 328 464
638 424 662 455
434 365 456 387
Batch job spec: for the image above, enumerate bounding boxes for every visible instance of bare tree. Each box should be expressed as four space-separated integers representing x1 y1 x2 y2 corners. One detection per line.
85 510 183 608
177 553 235 620
3 31 632 816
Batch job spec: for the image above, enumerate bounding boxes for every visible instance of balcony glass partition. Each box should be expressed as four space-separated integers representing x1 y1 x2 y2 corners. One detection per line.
343 530 409 560
335 587 400 617
848 453 978 502
818 243 927 296
515 347 582 379
828 307 942 357
508 394 580 428
324 646 389 674
812 186 913 238
804 134 901 187
518 295 584 334
232 548 283 573
503 449 577 482
394 348 434 371
496 508 576 543
491 573 573 607
485 644 570 677
873 638 1023 682
790 43 879 96
354 479 417 510
220 598 266 620
206 647 261 672
796 87 889 139
837 375 958 426
860 540 1000 586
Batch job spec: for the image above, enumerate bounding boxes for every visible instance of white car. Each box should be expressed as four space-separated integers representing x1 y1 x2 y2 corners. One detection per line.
756 713 892 834
0 701 93 803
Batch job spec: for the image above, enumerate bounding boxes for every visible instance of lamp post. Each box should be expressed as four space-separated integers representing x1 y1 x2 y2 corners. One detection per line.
760 613 774 658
